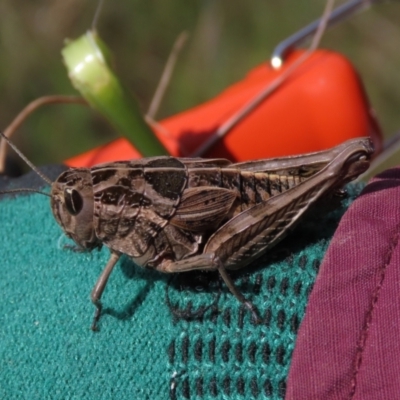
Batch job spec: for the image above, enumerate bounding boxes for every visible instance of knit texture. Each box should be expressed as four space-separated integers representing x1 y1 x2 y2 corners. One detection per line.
0 167 362 400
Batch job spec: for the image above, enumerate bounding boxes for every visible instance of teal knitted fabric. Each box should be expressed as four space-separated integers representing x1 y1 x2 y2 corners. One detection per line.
0 177 362 400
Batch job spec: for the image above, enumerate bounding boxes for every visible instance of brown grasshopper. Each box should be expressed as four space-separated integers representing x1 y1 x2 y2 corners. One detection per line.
0 134 373 329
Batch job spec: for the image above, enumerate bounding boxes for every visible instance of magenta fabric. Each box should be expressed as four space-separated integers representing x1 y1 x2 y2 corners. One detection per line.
286 168 400 399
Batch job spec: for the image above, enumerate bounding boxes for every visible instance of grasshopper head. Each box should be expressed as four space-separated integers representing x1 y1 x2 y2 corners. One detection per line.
51 169 100 250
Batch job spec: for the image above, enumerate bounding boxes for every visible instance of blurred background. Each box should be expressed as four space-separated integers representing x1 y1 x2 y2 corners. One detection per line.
1 0 400 169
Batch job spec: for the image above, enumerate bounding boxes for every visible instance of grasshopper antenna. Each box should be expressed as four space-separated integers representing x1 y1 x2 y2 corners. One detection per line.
0 188 51 197
0 131 53 186
0 95 86 174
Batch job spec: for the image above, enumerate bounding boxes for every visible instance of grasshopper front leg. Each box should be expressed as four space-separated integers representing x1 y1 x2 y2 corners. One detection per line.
90 251 121 331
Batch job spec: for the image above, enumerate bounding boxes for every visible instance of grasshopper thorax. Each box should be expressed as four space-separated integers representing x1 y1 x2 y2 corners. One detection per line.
51 168 100 250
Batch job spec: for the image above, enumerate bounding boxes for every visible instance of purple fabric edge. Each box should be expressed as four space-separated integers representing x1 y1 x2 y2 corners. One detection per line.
286 168 400 399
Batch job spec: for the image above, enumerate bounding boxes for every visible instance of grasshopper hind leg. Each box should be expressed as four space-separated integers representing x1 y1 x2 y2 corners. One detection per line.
216 260 262 324
159 254 262 324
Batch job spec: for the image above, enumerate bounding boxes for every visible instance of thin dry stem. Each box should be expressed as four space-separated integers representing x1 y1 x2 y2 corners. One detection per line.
145 115 190 156
191 0 335 157
92 0 106 31
147 31 189 119
0 95 86 173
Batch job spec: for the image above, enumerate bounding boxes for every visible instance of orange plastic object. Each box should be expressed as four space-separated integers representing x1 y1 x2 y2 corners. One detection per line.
66 49 382 167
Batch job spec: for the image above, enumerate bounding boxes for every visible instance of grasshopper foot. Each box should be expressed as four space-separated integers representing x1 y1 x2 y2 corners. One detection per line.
91 302 102 332
244 301 262 324
216 261 262 324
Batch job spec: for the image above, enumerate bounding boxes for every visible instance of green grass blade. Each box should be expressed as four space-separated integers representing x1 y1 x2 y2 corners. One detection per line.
62 30 168 157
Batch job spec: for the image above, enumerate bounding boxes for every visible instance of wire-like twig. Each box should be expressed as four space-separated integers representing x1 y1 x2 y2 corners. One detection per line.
191 0 336 157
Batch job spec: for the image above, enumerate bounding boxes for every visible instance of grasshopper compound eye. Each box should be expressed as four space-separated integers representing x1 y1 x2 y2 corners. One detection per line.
50 169 99 251
64 188 84 215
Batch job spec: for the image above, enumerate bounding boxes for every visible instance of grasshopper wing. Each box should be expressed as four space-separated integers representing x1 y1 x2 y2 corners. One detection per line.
204 138 373 270
170 187 237 231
